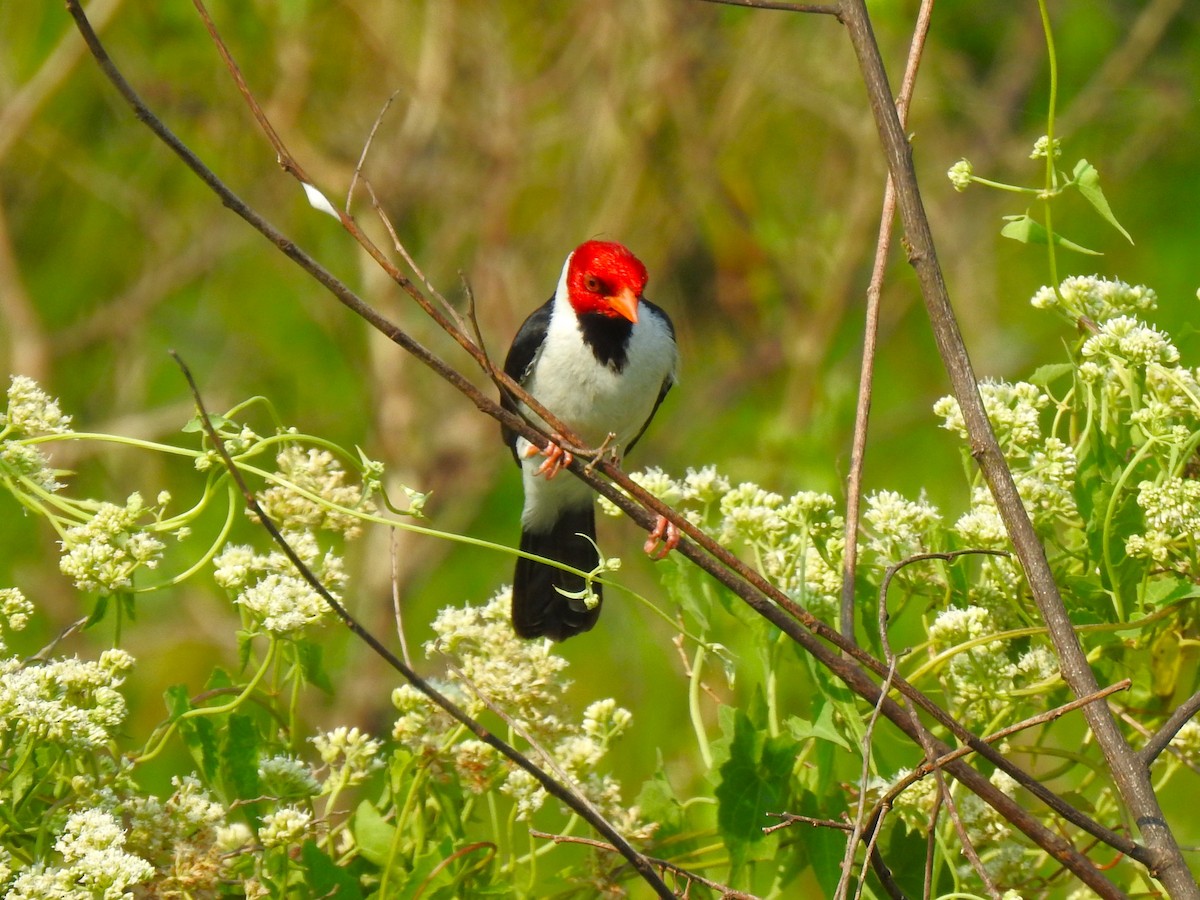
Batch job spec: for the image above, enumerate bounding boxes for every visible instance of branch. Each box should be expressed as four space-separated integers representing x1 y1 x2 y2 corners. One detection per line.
1139 687 1200 768
170 351 675 899
696 0 841 16
529 830 761 900
840 0 935 644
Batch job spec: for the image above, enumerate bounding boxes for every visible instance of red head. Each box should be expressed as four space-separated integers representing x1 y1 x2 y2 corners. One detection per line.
564 240 648 323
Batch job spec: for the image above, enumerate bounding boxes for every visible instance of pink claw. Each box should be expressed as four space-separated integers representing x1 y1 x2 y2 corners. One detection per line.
644 516 680 560
523 436 573 479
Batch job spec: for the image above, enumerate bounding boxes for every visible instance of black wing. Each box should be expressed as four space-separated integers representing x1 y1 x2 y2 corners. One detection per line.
624 299 676 458
500 296 553 465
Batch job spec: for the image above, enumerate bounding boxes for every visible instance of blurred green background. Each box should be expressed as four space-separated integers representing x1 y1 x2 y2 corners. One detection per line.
2 0 1198 840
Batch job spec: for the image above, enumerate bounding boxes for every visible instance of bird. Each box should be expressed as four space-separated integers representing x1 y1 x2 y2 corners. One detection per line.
501 240 679 640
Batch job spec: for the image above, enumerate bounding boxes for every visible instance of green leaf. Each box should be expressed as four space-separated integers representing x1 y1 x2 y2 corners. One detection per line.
354 799 398 868
301 840 364 899
177 714 219 783
83 595 109 629
1000 214 1102 255
1073 159 1133 244
715 710 793 877
1028 362 1075 389
220 713 261 805
164 683 192 719
636 756 685 837
786 701 852 752
182 413 233 433
296 639 334 694
1142 576 1200 610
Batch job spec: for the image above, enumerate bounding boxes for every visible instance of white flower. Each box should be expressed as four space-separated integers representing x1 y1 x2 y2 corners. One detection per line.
258 806 312 849
935 381 1049 451
48 809 154 898
1029 135 1061 159
59 494 165 594
0 587 33 632
311 726 383 786
2 375 73 436
863 490 941 560
256 446 375 539
1081 316 1179 370
947 159 973 191
0 440 64 493
0 649 134 748
235 572 329 634
1031 275 1157 322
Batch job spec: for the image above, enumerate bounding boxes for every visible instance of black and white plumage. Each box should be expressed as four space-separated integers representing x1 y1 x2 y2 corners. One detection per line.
501 240 678 641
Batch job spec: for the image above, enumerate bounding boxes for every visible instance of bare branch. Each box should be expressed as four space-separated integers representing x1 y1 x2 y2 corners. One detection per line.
529 830 761 900
696 0 841 17
840 0 935 644
1139 688 1200 768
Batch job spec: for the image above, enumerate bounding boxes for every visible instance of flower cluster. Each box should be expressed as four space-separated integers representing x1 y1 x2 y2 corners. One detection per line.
1125 477 1200 572
256 446 377 539
59 492 166 594
0 376 72 495
214 530 346 634
2 375 73 437
1029 134 1062 160
0 644 135 749
602 466 846 620
927 605 1058 721
391 587 647 835
4 809 153 900
935 380 1079 535
312 726 384 788
947 159 973 192
1030 275 1157 323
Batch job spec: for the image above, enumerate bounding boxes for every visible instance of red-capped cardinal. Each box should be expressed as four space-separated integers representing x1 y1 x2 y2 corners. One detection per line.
501 240 679 640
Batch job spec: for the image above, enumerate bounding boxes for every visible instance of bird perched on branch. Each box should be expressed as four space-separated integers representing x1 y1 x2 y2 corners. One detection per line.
501 240 679 640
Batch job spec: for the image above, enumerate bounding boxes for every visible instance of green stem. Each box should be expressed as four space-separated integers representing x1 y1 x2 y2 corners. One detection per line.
689 643 713 769
135 637 278 765
1036 0 1061 291
1101 438 1156 621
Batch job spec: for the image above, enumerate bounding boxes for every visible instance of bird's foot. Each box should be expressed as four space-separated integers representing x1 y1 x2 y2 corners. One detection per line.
523 435 573 479
644 515 680 560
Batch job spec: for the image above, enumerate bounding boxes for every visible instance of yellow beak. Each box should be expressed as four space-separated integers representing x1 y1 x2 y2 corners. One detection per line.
610 287 640 323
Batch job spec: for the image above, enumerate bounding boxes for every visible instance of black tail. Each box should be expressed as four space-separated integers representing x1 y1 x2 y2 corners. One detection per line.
512 505 602 641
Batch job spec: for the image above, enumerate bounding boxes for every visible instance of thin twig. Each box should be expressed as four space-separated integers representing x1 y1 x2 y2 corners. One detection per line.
1138 688 1200 768
389 529 412 670
837 655 898 900
696 0 842 17
529 830 762 900
168 351 675 899
839 0 935 645
764 811 852 834
874 678 1133 822
347 89 398 212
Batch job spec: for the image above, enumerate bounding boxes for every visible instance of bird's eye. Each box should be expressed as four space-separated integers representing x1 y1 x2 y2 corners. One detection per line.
584 275 602 293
